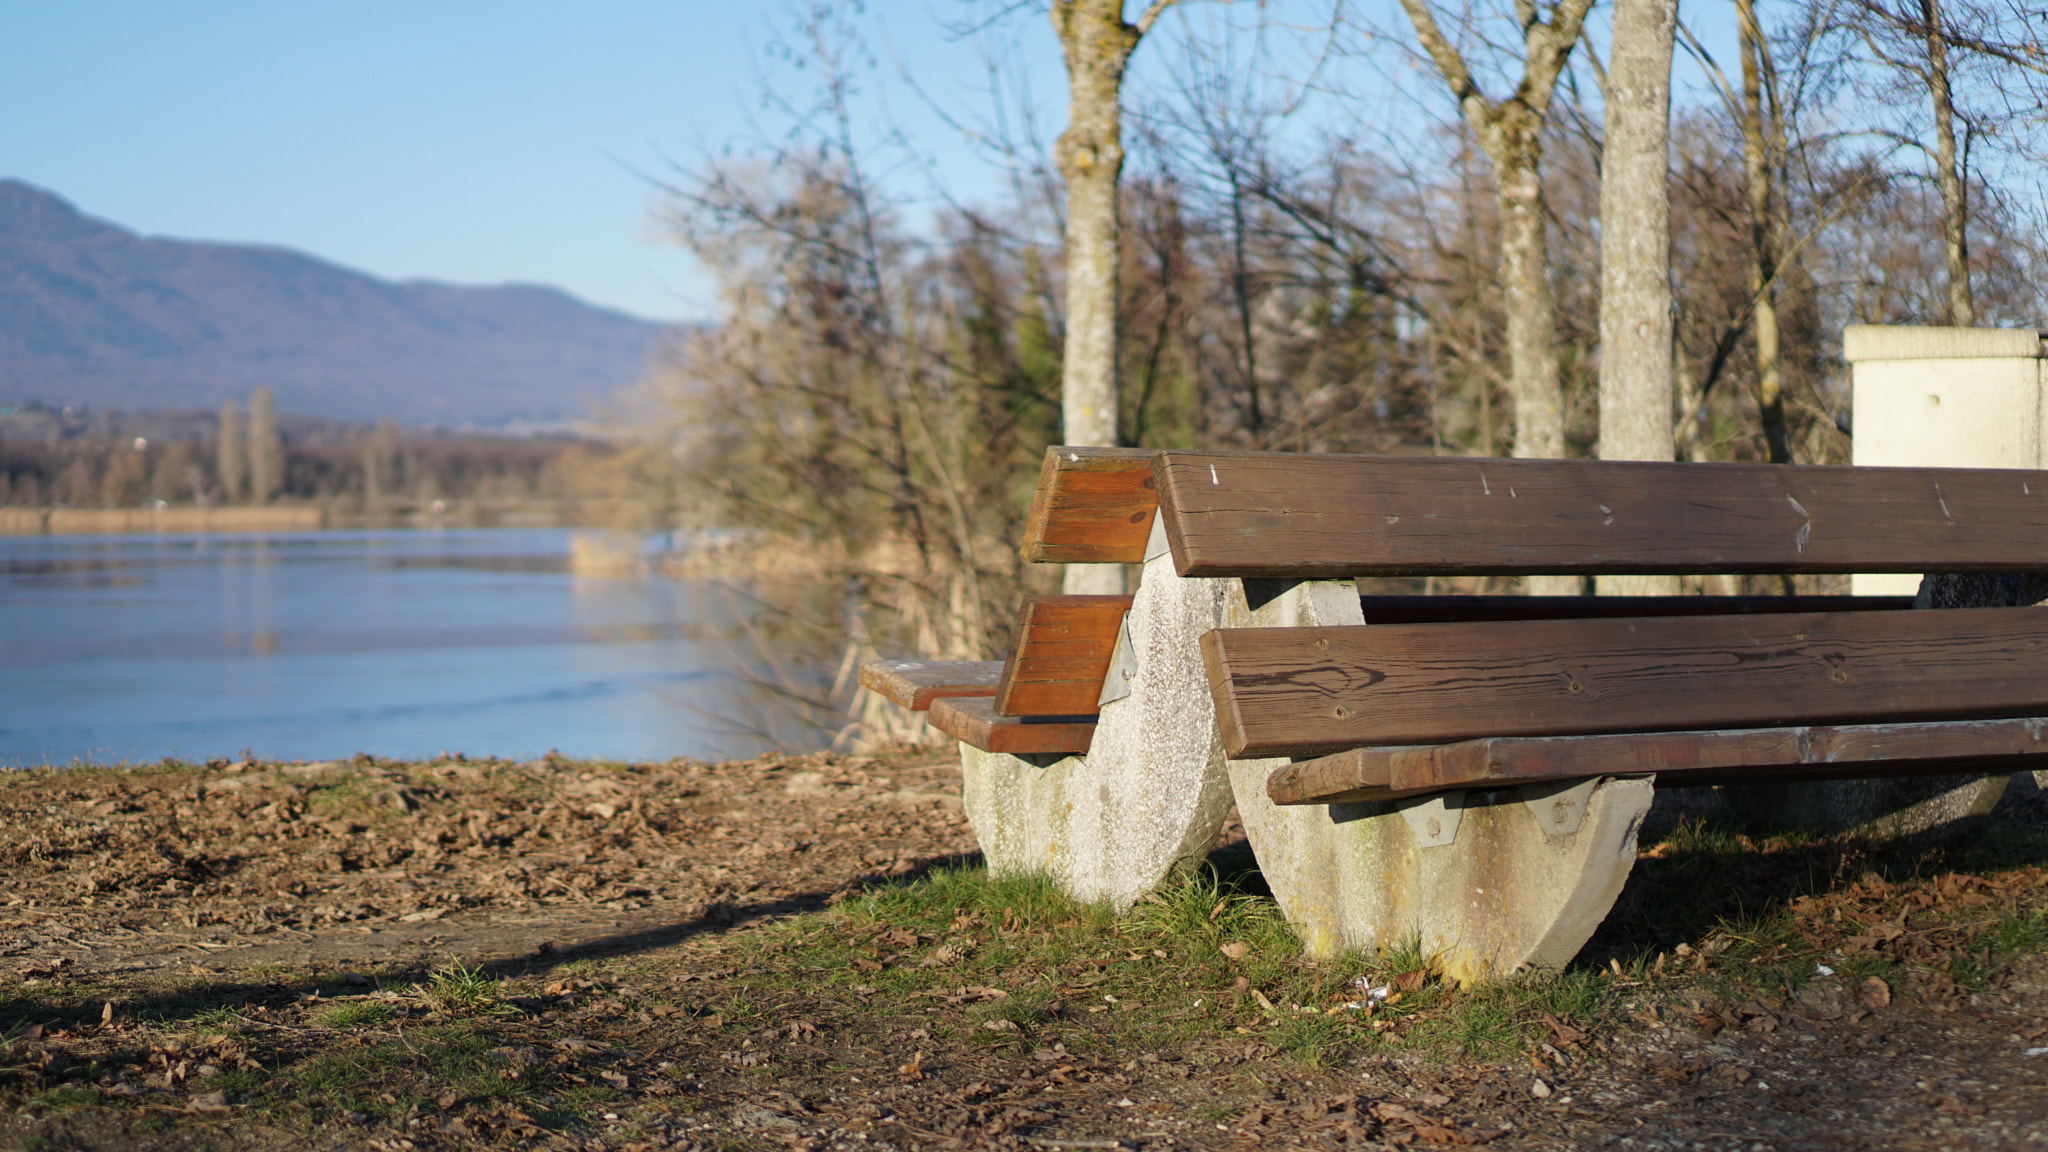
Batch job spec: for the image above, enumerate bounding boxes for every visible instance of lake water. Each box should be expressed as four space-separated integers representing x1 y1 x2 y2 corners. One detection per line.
0 529 831 767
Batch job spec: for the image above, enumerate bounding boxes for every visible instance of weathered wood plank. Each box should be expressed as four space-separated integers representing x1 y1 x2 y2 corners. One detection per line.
1202 607 2048 759
1021 446 1159 564
1356 594 1914 624
928 696 1095 755
857 660 1004 711
1268 715 2048 804
995 594 1134 716
1155 450 2048 578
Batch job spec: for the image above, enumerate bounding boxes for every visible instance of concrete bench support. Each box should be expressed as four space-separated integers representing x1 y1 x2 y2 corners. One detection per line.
1221 581 1655 984
960 520 1237 908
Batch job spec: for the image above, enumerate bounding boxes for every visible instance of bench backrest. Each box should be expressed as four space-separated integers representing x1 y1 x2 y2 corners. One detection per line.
1153 450 2048 578
1201 606 2048 758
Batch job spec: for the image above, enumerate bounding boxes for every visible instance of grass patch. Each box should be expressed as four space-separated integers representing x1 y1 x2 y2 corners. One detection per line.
315 1000 392 1029
423 964 503 1016
728 862 1587 1068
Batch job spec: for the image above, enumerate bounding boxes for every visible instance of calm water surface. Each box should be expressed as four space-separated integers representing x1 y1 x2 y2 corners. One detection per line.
0 529 821 767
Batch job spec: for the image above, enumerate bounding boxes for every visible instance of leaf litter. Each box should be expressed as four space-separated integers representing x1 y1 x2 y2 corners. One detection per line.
0 756 2043 1150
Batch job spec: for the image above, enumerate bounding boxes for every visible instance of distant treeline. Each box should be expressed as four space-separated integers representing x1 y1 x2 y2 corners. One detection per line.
0 395 628 523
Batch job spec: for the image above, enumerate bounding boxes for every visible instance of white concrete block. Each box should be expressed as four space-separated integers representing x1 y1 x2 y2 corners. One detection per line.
1848 325 2048 596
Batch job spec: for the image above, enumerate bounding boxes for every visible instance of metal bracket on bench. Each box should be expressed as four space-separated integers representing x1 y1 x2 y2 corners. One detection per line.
1098 614 1139 708
1397 792 1464 847
1520 777 1600 838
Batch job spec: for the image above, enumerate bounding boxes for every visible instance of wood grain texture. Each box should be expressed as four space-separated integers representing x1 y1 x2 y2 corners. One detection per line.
1268 715 2048 804
1356 594 1915 624
995 594 1134 716
1020 446 1159 564
1154 450 2048 578
1202 607 2048 758
928 696 1095 755
857 660 1004 711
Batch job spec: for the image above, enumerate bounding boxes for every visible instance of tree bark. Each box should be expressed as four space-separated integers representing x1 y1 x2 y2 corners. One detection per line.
1596 0 1679 597
1397 0 1595 465
1737 0 1791 465
1052 0 1171 595
1922 0 1974 326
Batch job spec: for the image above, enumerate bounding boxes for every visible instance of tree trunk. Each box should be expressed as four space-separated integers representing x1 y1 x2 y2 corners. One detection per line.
1052 0 1168 595
1493 117 1564 463
1737 0 1790 465
1397 0 1593 468
1596 0 1679 597
1922 0 1974 326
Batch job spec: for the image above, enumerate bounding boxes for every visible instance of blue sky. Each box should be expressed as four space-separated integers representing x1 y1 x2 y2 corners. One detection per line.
3 2 1764 325
0 1 1070 322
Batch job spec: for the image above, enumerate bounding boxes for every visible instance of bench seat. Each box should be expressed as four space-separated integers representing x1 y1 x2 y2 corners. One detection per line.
857 659 1004 711
1268 714 2048 805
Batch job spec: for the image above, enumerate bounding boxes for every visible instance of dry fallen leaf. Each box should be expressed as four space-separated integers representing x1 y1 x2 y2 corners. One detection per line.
1858 976 1892 1010
1220 942 1249 961
898 1050 924 1080
1392 969 1428 993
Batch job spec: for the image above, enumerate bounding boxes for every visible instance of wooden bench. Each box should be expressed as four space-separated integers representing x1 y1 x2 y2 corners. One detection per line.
1165 449 2045 976
862 446 2046 976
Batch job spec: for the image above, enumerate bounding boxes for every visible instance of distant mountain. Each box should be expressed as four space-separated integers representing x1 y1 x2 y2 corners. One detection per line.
0 179 669 427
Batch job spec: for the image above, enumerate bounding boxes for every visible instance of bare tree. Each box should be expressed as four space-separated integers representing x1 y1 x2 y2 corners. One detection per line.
215 399 246 503
1735 0 1795 463
1397 0 1596 467
248 386 282 504
1850 0 2048 328
1597 0 1680 595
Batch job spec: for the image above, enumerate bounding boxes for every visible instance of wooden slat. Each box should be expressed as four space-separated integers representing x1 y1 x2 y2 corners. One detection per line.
1020 446 1158 564
1201 606 2048 759
1268 715 2048 804
1357 594 1914 624
995 594 1133 716
1154 450 2048 578
928 696 1095 756
858 660 1004 712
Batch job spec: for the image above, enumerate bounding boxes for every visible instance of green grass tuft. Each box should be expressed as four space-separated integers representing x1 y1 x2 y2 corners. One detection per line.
316 1000 392 1028
424 964 504 1016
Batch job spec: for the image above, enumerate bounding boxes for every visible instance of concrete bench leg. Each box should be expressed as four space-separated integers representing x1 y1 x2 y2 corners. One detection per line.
1702 774 2008 840
959 521 1238 908
1224 582 1656 984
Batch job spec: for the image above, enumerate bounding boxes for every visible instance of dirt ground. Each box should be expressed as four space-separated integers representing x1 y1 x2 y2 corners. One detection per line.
2 750 2045 1151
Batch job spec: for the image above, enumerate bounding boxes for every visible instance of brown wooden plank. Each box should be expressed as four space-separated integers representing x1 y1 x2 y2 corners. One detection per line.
1268 715 2048 804
858 660 1004 711
995 594 1133 716
1356 594 1915 624
927 696 1095 755
1202 607 2048 759
1021 446 1159 564
1154 450 2048 578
